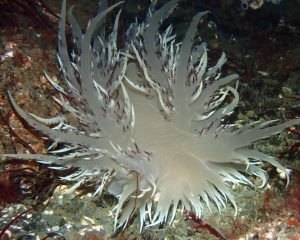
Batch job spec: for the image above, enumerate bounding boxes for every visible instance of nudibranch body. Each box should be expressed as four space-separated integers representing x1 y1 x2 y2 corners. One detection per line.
2 0 299 231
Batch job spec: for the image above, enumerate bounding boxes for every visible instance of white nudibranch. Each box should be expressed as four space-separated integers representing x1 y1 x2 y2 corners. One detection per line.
2 0 299 232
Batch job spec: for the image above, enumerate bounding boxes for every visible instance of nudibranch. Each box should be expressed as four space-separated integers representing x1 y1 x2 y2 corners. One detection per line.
2 0 299 231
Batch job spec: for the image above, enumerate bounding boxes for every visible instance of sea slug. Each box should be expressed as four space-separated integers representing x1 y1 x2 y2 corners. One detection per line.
2 0 299 231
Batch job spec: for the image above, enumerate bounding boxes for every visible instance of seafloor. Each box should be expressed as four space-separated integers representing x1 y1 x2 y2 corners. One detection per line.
0 0 299 239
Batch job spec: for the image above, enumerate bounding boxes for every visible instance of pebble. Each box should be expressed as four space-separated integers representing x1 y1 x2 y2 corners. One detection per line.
51 226 60 231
